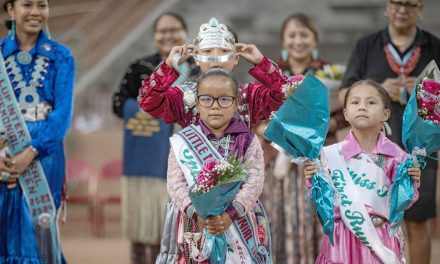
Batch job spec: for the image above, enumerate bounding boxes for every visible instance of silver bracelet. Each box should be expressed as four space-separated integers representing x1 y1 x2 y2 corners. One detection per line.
28 146 38 156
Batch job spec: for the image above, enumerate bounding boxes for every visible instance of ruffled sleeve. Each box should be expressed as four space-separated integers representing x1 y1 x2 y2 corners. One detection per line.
137 62 186 126
246 56 301 128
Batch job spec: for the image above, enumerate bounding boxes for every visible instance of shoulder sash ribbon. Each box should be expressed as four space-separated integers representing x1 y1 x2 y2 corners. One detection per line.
324 143 400 264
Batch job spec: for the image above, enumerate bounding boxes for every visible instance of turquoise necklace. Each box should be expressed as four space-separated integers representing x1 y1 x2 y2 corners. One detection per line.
16 51 32 65
5 54 49 108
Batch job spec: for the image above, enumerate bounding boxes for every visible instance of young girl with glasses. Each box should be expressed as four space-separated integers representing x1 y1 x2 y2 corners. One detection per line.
166 68 271 263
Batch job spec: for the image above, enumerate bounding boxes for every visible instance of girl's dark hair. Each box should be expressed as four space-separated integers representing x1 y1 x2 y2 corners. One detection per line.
3 0 15 12
196 68 238 96
344 79 391 110
281 13 318 42
152 12 187 32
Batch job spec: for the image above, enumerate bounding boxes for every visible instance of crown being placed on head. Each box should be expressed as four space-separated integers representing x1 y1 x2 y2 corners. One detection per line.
194 17 235 51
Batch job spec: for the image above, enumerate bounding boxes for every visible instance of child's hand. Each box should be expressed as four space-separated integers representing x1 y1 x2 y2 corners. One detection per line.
304 160 318 180
408 167 421 182
206 213 232 235
165 43 194 68
235 43 264 65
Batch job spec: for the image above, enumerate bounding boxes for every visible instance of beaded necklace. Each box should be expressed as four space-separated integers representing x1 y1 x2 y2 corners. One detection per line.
384 27 421 77
383 44 420 77
4 54 49 108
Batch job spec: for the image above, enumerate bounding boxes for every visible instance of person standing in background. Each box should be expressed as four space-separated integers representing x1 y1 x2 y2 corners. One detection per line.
340 1 440 263
112 13 198 264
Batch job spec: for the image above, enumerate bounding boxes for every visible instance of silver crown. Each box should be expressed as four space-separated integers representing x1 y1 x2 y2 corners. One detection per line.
194 17 235 50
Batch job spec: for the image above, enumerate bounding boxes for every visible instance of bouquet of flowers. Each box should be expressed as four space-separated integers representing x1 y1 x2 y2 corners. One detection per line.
191 156 247 197
389 60 440 236
315 64 346 113
264 73 335 244
188 154 248 263
282 74 304 98
315 64 346 81
416 71 440 125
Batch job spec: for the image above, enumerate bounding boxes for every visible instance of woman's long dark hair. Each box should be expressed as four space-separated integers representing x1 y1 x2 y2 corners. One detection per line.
3 0 16 29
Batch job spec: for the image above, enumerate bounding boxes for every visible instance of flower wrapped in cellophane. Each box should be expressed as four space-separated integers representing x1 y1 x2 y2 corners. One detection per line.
188 154 248 263
190 155 248 208
415 73 440 125
389 60 440 236
264 73 335 243
315 64 346 113
281 74 304 98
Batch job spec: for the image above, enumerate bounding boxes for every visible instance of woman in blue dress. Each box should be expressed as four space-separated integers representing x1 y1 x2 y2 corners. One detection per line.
0 0 75 263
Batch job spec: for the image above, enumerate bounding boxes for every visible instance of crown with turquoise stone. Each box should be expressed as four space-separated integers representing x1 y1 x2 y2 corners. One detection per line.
194 17 235 50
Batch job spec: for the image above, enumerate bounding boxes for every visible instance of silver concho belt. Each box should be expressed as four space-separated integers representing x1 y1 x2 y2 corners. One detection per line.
20 102 52 121
371 215 385 227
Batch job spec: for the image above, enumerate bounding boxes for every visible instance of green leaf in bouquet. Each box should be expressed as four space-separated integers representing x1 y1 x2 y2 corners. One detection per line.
216 152 249 185
427 68 435 80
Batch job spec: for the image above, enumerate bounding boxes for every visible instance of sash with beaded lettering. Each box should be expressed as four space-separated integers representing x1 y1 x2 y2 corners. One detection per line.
0 51 60 264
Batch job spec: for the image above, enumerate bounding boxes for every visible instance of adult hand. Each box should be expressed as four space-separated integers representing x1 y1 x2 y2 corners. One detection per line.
0 157 19 188
165 43 194 68
401 76 418 95
235 43 264 65
382 78 401 101
5 173 19 189
0 156 16 174
11 147 36 174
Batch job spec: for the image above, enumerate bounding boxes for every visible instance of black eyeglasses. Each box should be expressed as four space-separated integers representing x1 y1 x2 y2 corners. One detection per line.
389 0 421 11
197 95 236 108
